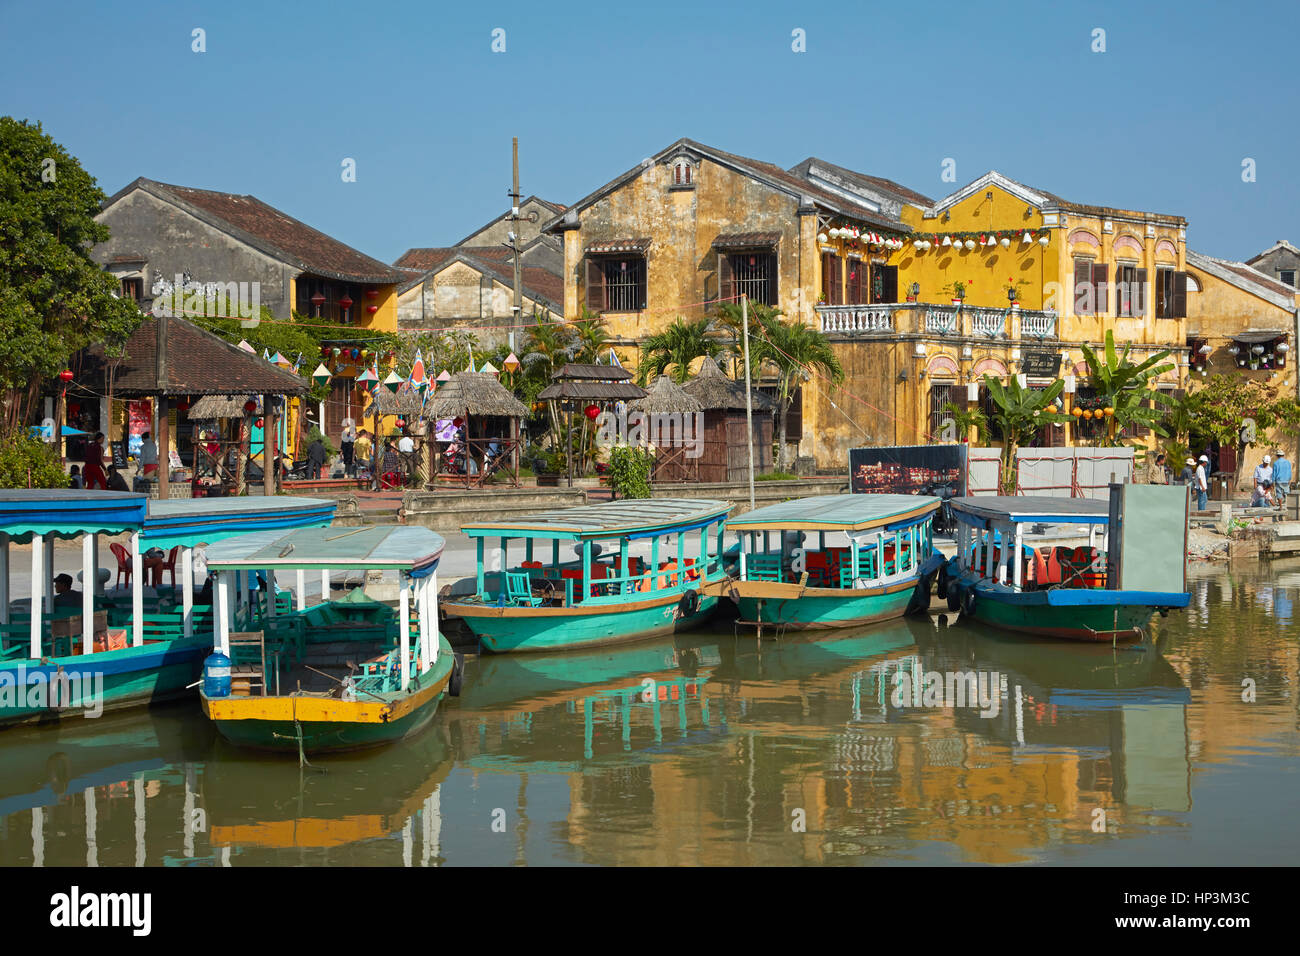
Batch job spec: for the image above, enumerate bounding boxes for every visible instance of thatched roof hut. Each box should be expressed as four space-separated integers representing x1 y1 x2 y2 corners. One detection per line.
537 363 646 402
629 375 702 415
363 382 425 418
682 356 773 411
423 372 529 420
187 394 263 419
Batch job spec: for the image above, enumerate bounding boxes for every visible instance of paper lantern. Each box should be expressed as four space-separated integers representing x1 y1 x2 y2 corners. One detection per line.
1022 232 1033 244
332 347 341 357
964 239 976 250
365 289 378 299
1082 409 1093 419
255 417 264 428
311 363 331 386
942 236 952 247
366 305 378 314
817 232 828 243
1071 406 1083 418
1039 235 1050 246
1103 407 1114 417
58 369 73 383
452 417 464 428
350 348 359 359
1000 237 1011 248
339 294 353 309
395 418 406 428
584 404 601 421
383 370 405 394
243 400 257 415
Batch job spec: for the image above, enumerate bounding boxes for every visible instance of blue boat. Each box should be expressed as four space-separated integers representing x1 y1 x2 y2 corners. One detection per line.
724 494 944 630
939 486 1191 642
0 491 335 727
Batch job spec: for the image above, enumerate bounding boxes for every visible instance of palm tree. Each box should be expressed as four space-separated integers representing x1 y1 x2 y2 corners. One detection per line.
1079 330 1175 445
983 374 1069 493
752 314 844 471
939 401 989 444
521 311 576 448
571 309 615 365
636 317 722 384
714 301 782 380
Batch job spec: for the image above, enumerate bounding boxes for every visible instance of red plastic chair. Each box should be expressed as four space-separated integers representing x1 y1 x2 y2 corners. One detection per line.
109 542 132 589
158 546 179 590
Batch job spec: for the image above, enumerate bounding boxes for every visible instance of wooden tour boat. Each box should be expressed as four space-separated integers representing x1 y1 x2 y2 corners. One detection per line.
199 525 460 755
723 494 944 630
443 498 732 653
940 485 1191 642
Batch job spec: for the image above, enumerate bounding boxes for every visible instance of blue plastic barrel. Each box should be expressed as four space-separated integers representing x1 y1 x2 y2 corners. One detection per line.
203 652 232 698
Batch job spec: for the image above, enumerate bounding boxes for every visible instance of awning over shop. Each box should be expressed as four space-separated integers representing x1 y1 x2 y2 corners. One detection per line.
584 237 651 255
712 231 780 251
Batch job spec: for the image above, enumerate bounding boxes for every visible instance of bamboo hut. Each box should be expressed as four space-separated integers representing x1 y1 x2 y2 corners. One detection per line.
628 375 703 483
424 372 530 488
361 383 429 487
185 395 269 496
681 356 774 483
536 363 646 485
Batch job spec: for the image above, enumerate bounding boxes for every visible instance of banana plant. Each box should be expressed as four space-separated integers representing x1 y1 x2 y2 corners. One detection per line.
983 374 1069 493
1079 330 1174 444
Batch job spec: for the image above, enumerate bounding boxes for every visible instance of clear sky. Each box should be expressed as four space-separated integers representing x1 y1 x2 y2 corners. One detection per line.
2 0 1295 266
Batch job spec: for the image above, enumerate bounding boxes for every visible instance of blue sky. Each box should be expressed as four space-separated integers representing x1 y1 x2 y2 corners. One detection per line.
2 0 1295 265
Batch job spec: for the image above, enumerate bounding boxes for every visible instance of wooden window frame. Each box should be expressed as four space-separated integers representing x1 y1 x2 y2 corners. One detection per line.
586 255 647 313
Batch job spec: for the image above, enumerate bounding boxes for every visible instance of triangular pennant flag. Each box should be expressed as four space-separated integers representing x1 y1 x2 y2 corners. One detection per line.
503 352 520 373
409 348 427 386
480 360 498 375
356 365 379 384
609 348 622 368
436 370 451 383
383 370 405 394
237 339 256 354
466 351 476 373
312 363 331 386
262 348 271 362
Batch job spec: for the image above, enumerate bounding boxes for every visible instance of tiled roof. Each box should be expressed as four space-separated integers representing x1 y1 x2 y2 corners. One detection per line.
74 315 310 397
586 237 652 254
1187 250 1298 309
396 251 564 312
393 246 515 271
1246 239 1300 264
712 231 781 250
789 157 934 207
114 178 405 285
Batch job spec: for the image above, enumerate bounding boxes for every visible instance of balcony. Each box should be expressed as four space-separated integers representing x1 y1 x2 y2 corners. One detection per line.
817 302 1057 340
816 303 905 334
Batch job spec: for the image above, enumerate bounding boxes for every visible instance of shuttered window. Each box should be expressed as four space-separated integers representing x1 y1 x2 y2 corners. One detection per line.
1074 258 1095 315
586 256 646 312
871 265 898 304
846 258 866 304
821 252 842 305
1156 268 1188 318
1116 264 1146 317
1092 263 1108 314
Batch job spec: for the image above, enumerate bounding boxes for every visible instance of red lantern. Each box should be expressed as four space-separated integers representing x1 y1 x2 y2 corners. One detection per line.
58 369 73 383
243 400 257 415
584 404 601 421
339 295 353 309
366 304 378 314
310 292 326 307
365 289 378 299
395 418 406 428
452 417 464 428
255 417 264 428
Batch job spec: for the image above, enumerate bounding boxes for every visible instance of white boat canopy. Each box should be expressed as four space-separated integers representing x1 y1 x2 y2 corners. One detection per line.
728 494 940 533
948 495 1110 527
462 498 731 541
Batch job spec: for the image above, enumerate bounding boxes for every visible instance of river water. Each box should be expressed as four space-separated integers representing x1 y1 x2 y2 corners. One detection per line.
2 562 1296 867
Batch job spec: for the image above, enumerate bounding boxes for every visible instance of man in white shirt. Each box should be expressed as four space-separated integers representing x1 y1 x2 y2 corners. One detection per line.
340 417 357 477
1252 454 1274 507
1194 455 1209 511
139 432 158 477
397 433 415 454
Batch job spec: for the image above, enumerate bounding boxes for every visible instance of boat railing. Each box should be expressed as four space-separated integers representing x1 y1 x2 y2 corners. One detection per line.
964 541 1109 591
479 555 722 607
745 542 919 587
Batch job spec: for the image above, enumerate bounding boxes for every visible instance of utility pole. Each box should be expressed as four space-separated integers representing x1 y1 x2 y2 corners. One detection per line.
156 311 169 500
742 294 755 512
509 137 522 354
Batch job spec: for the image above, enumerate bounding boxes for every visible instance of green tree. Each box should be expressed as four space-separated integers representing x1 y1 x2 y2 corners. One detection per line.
0 117 143 434
521 311 576 448
752 314 844 471
1079 330 1174 444
1181 373 1286 483
939 401 989 444
714 301 782 379
983 374 1069 493
0 432 68 489
571 309 616 364
636 317 721 384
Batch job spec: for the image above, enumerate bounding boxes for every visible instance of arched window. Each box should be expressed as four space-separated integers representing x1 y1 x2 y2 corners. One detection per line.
672 160 693 186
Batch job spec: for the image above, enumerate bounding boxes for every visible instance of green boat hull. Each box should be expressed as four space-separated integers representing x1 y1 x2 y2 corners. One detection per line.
736 587 915 629
455 594 720 654
205 638 455 755
0 637 209 728
965 595 1155 641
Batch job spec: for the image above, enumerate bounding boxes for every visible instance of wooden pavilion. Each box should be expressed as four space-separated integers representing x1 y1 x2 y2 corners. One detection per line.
423 372 530 488
536 363 646 485
680 356 774 483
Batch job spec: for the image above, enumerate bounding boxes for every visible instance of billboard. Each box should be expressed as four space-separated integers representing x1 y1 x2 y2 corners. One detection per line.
849 444 967 497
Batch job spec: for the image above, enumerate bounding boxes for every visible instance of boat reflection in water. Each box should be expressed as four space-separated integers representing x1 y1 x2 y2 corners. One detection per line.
203 727 454 865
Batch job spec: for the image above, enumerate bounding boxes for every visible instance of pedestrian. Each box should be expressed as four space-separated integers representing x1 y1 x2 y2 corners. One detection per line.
52 573 81 609
68 465 83 490
353 428 373 482
1145 451 1168 484
139 431 158 477
340 416 357 477
1178 457 1195 486
82 432 108 490
1252 454 1274 507
1273 450 1292 508
105 465 130 492
306 432 328 479
1194 455 1209 511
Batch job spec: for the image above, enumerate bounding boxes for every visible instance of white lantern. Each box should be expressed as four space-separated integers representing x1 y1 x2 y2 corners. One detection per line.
914 239 925 249
1063 374 1076 393
1022 232 1032 243
817 232 828 243
966 381 979 402
986 235 998 247
1278 342 1290 352
964 239 976 250
962 344 973 358
1252 344 1266 354
1000 237 1011 248
942 235 952 247
1016 373 1028 387
1038 235 1050 246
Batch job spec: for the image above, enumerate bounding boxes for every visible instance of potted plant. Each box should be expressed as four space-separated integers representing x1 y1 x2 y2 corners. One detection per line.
949 280 968 307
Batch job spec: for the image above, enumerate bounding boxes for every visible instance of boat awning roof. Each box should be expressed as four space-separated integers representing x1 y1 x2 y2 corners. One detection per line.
205 525 446 578
142 496 337 549
462 498 732 541
0 490 146 542
949 495 1110 526
728 494 940 532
